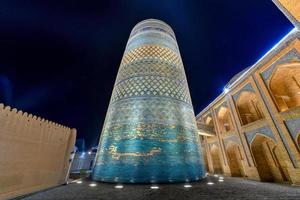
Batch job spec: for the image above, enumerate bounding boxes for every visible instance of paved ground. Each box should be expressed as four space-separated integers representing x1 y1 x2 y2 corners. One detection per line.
19 175 300 200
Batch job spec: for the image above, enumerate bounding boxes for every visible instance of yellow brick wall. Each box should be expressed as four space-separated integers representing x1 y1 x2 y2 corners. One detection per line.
197 37 300 184
0 104 76 199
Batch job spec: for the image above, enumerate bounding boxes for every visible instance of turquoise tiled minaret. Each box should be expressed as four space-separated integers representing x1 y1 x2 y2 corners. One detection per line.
92 19 205 183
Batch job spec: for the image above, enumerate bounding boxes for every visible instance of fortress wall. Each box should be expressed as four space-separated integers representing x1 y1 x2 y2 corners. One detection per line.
0 103 76 199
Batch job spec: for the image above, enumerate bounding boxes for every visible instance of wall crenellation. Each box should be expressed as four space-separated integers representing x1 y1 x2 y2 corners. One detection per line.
0 102 71 132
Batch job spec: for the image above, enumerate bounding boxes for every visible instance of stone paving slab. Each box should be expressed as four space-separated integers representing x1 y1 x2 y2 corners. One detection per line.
19 176 300 200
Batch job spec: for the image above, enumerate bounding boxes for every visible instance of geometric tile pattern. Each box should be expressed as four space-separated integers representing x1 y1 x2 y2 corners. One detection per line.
245 126 277 145
116 60 185 83
120 45 182 66
93 19 205 183
111 76 191 103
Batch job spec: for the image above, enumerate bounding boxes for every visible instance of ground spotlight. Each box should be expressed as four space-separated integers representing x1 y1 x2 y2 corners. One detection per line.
213 174 218 177
89 183 97 187
207 182 214 185
183 184 192 188
115 185 123 189
150 185 159 189
218 179 224 182
76 180 82 184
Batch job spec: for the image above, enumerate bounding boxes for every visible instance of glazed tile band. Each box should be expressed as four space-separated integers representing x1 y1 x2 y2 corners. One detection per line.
92 19 205 183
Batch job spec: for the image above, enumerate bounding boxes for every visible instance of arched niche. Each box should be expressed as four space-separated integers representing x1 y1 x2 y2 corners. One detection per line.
205 116 213 126
226 142 244 177
236 91 264 125
205 115 215 132
217 106 233 133
269 62 300 112
251 134 289 182
210 144 223 174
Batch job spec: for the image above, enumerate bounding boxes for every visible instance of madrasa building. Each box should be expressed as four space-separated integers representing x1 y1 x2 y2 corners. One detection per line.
196 0 300 184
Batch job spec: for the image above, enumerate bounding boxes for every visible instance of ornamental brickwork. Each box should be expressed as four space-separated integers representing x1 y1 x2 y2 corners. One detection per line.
196 1 300 184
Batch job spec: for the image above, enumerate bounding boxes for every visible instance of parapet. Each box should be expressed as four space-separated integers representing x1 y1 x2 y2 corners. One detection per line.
0 103 74 131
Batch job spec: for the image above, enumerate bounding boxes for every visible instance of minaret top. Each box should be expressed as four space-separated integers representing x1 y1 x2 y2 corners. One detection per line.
129 19 176 40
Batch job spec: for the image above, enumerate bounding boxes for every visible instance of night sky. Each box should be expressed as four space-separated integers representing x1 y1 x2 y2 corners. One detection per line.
0 0 294 149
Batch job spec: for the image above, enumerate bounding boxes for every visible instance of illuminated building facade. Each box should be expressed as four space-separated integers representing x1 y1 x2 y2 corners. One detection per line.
93 19 205 183
197 0 300 184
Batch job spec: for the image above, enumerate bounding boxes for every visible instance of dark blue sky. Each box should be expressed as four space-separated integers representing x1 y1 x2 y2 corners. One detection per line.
0 0 294 149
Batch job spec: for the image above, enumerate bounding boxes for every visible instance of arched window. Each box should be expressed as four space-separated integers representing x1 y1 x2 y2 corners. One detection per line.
269 63 300 112
205 115 216 133
217 106 233 133
236 91 264 125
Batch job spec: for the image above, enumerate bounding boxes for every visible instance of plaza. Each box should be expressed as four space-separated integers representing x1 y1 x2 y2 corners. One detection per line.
19 175 300 200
